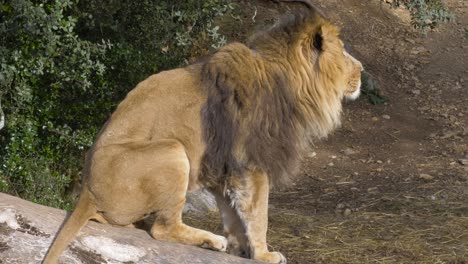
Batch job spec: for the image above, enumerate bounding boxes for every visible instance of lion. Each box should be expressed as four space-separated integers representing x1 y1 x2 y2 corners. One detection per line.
43 1 363 263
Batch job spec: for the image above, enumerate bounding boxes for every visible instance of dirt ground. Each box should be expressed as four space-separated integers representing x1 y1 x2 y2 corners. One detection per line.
187 0 468 263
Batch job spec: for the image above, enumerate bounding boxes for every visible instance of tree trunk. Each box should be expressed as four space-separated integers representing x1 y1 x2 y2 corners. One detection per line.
0 193 257 264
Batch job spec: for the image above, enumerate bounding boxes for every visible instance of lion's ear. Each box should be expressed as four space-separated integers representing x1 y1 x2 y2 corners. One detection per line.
312 28 323 52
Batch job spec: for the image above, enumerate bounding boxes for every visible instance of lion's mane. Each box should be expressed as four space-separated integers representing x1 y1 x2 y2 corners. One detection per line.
200 7 347 188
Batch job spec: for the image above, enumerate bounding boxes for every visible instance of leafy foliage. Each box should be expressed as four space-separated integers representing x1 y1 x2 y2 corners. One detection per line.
0 0 109 209
390 0 454 32
74 0 234 94
0 0 232 209
361 72 387 105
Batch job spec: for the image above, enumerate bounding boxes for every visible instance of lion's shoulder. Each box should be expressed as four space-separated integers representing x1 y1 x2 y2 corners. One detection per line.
204 42 258 79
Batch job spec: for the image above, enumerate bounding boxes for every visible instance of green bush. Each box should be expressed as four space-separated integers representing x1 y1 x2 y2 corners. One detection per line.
0 0 232 209
74 0 234 94
0 0 110 209
391 0 454 32
361 72 387 105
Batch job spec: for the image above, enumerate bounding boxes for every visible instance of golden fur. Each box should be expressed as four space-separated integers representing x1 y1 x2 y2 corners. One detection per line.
44 1 363 263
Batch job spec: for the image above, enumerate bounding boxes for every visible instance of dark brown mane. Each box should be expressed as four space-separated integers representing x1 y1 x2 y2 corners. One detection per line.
199 8 326 189
199 46 304 188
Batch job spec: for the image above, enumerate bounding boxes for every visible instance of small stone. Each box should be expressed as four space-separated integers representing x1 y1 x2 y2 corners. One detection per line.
376 160 383 164
382 115 390 120
458 159 468 166
372 117 379 122
308 152 317 158
343 148 357 155
344 208 352 216
419 173 434 182
367 187 378 193
328 162 335 167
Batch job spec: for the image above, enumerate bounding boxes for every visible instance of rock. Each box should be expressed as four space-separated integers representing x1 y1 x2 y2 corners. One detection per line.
344 208 352 216
184 189 218 214
0 193 258 264
342 148 357 155
308 152 317 158
382 115 391 120
419 173 434 182
412 89 421 95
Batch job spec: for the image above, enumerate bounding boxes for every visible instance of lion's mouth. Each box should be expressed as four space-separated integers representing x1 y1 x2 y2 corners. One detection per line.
344 79 361 101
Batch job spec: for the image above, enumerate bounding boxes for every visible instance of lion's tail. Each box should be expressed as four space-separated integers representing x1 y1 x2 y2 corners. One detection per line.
43 188 97 264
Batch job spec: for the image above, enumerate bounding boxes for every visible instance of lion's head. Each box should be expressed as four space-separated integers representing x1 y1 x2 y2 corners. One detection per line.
313 24 363 101
201 0 363 188
273 1 363 100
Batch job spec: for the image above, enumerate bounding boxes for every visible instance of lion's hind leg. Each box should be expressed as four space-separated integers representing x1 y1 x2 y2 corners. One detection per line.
147 140 227 252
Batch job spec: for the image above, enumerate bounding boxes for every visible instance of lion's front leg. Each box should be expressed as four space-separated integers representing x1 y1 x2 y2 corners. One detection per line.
223 170 286 264
213 190 249 257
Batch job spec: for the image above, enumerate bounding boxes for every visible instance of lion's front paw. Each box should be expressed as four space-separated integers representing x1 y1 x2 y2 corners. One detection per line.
255 251 286 264
201 234 228 252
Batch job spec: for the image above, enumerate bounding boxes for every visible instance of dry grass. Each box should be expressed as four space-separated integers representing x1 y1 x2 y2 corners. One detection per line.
184 199 468 264
270 211 467 263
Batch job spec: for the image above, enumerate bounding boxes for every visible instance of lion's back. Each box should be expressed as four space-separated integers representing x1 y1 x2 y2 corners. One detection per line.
94 65 206 148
